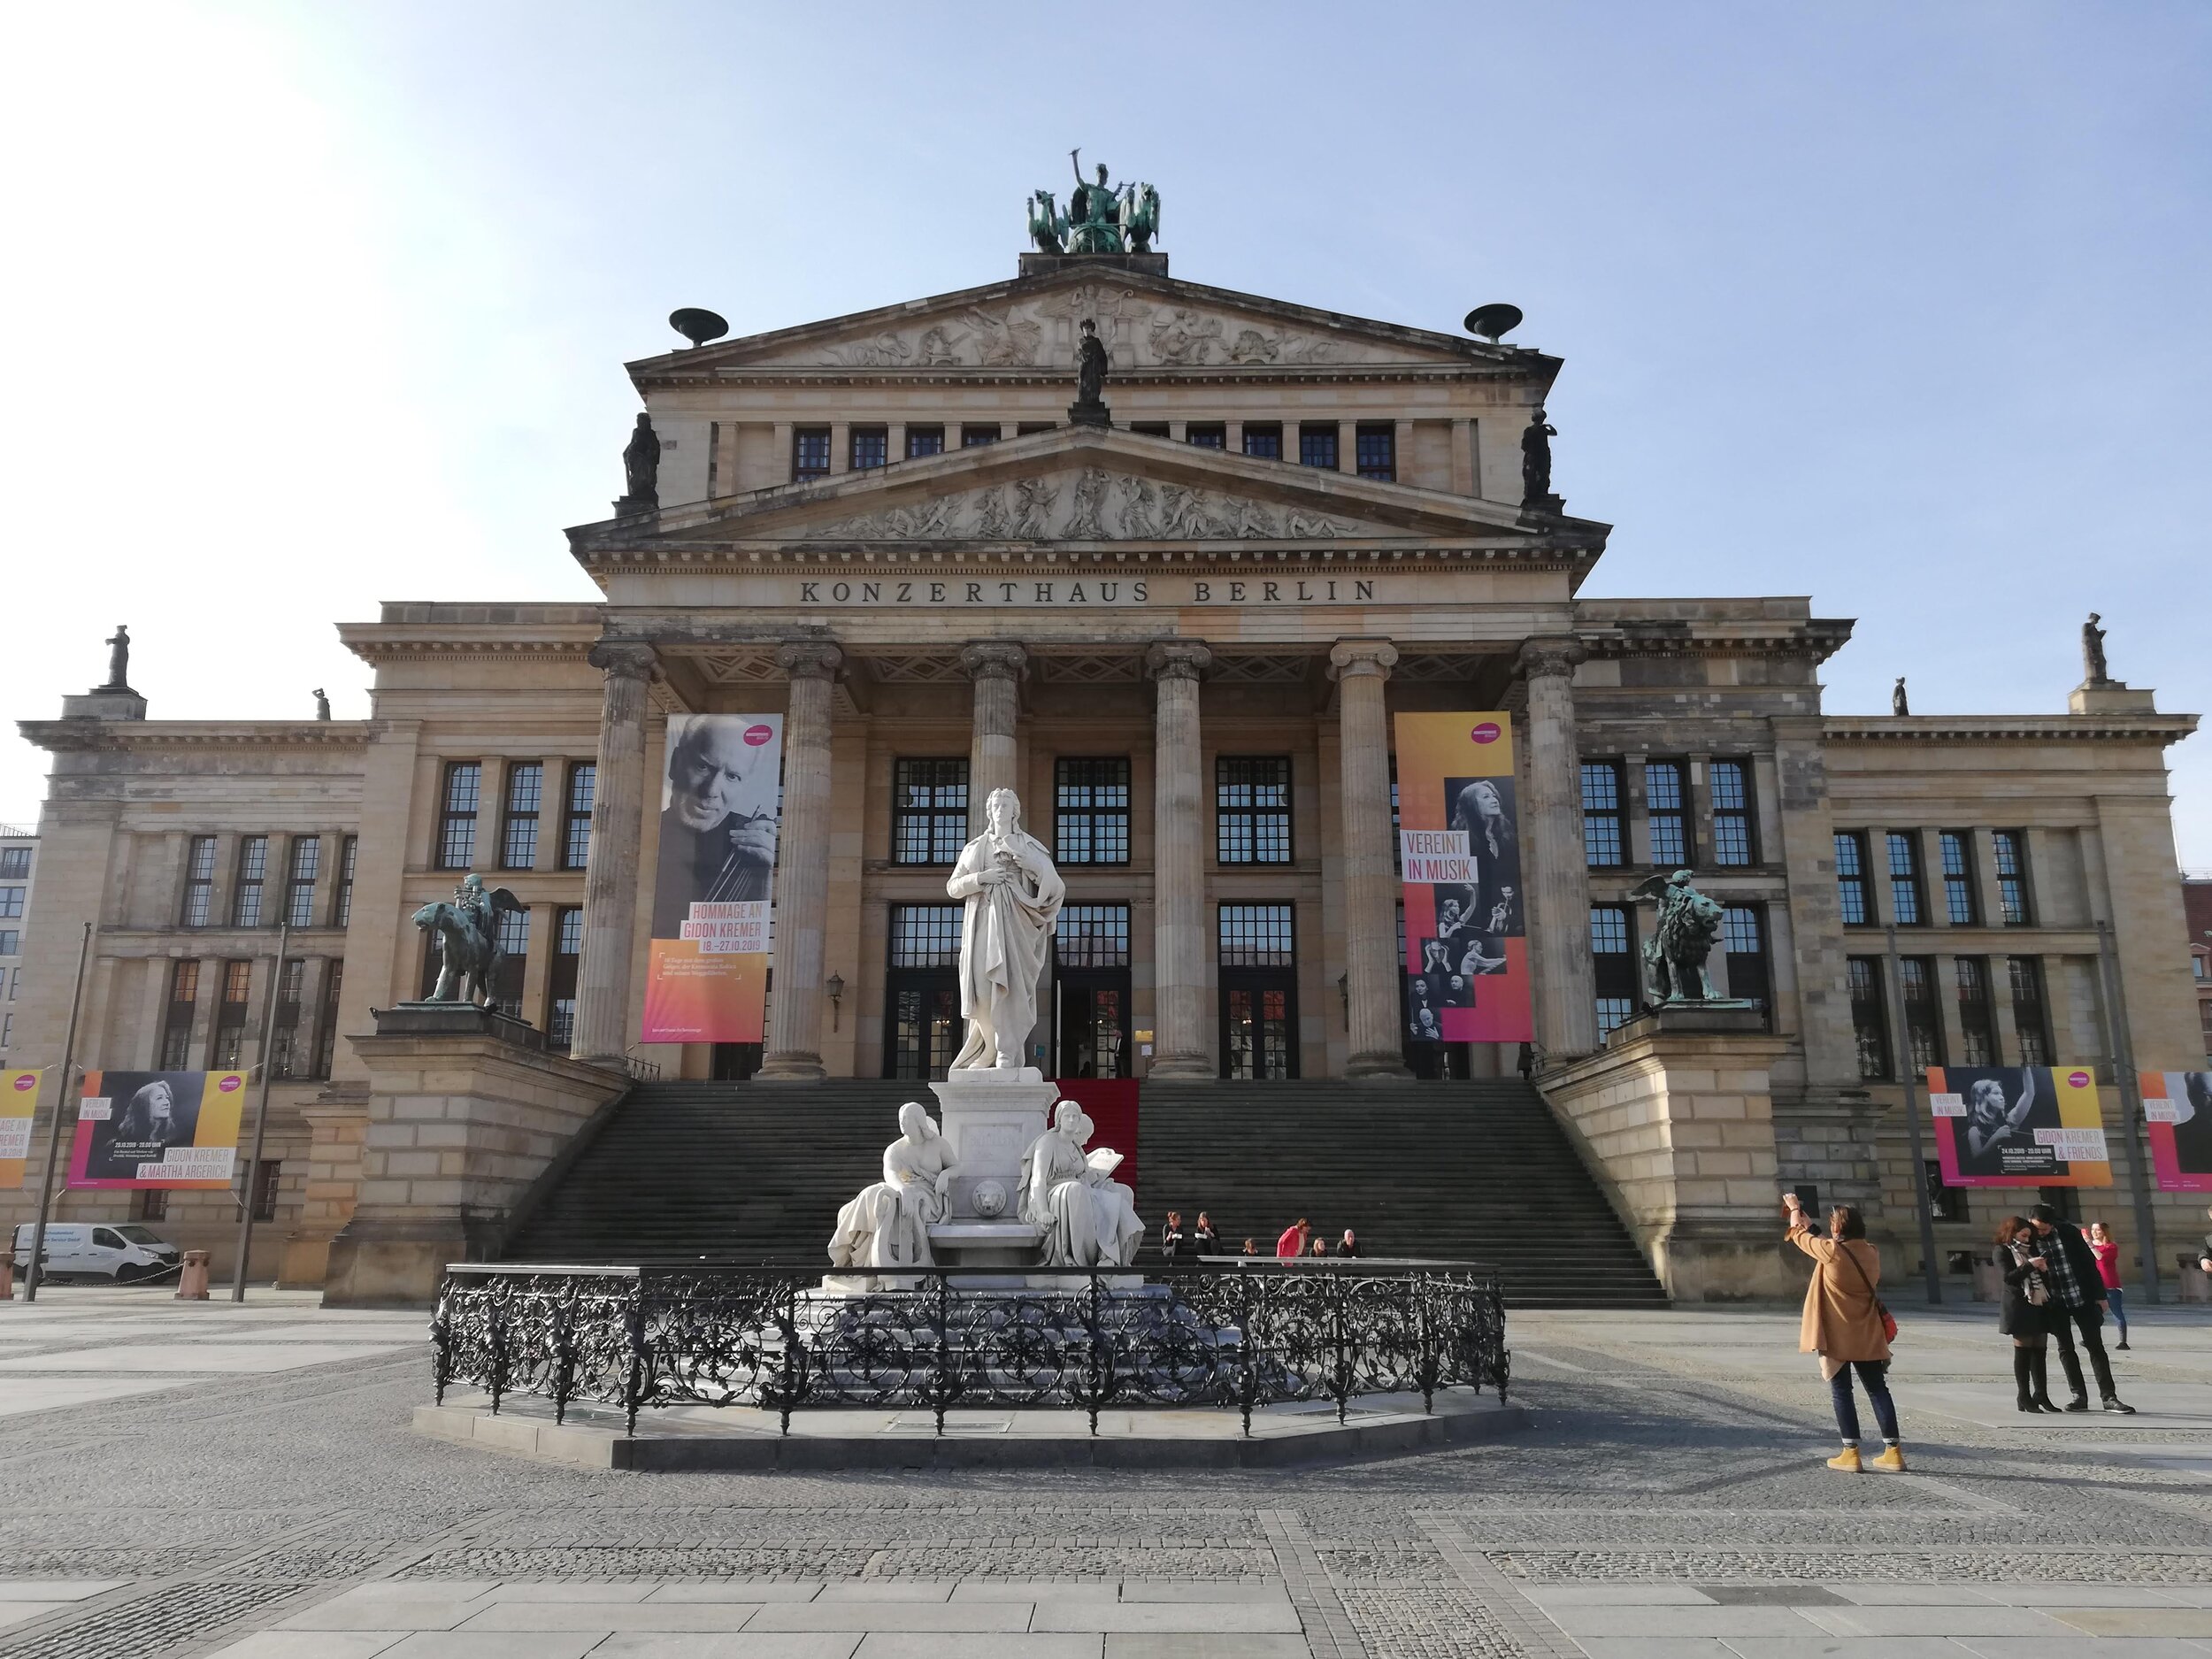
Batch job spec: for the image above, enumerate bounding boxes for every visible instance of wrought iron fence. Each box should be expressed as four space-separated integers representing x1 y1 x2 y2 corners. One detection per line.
431 1261 1509 1439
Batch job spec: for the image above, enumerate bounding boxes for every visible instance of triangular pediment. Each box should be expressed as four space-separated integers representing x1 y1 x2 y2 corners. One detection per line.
572 426 1606 561
631 265 1539 380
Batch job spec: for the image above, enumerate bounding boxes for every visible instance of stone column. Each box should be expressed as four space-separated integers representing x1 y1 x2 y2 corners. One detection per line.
1330 640 1410 1079
1519 636 1598 1060
960 641 1026 831
1146 641 1213 1079
572 641 658 1066
758 641 844 1081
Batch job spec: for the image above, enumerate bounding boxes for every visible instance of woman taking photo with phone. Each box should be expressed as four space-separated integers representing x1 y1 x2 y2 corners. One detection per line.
1784 1191 1904 1472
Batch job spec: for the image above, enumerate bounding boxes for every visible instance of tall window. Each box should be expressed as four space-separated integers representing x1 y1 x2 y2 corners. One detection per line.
1218 903 1295 967
268 958 307 1079
1185 422 1225 449
437 762 481 870
1886 831 1925 926
333 835 357 927
1298 424 1339 470
1056 904 1131 968
905 426 944 458
1354 423 1395 480
1898 956 1943 1074
1939 832 1978 925
500 763 542 870
211 960 252 1069
1835 832 1870 926
1955 956 1998 1066
1216 757 1292 864
1591 904 1638 1038
2008 956 2050 1064
1644 761 1690 867
1218 903 1297 1081
887 904 965 1080
849 426 888 471
961 424 1002 447
250 1158 283 1223
1241 423 1282 460
893 759 969 865
159 960 200 1070
0 933 16 958
1709 761 1755 866
229 836 268 927
284 837 319 929
1993 831 2032 925
493 907 529 1018
561 762 596 870
134 1187 167 1223
1581 762 1624 868
1722 903 1771 1017
547 907 583 1048
182 836 218 926
0 849 27 879
792 426 831 480
313 960 344 1079
1847 957 1891 1080
1054 758 1131 865
0 887 20 919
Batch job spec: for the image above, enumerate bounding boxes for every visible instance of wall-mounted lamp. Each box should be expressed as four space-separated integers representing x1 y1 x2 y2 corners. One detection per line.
826 972 845 1032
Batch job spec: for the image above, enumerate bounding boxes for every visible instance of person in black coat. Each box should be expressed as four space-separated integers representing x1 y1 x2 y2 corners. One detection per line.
2027 1204 2132 1412
1995 1215 2060 1413
1192 1212 1219 1256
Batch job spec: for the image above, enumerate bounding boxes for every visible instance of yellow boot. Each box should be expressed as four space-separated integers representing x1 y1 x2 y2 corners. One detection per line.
1826 1445 1863 1472
1870 1444 1907 1472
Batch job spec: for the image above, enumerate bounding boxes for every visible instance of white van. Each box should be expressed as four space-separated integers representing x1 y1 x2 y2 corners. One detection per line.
12 1223 181 1283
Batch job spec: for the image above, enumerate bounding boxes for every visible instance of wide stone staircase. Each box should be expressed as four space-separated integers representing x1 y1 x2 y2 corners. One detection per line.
499 1076 1665 1308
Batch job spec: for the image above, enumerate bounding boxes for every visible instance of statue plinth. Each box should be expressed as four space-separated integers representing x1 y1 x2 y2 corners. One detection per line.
1018 250 1168 279
373 1002 544 1048
1067 399 1110 429
1519 493 1565 519
1611 1002 1766 1045
2069 681 2157 715
929 1069 1057 1224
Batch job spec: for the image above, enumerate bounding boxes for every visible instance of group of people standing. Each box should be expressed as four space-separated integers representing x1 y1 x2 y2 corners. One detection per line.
1995 1208 2134 1414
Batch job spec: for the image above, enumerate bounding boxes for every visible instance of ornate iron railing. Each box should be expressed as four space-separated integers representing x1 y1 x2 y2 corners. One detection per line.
431 1261 1509 1439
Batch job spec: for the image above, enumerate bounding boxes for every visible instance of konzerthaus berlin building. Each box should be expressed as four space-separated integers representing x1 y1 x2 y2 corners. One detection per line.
7 215 2202 1301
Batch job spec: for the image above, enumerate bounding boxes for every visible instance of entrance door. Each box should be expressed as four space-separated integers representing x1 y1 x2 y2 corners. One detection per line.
1057 971 1132 1078
1220 973 1298 1079
885 971 962 1079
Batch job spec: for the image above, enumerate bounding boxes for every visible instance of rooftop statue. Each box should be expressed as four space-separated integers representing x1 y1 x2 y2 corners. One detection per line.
412 872 523 1006
99 624 131 692
2082 611 2110 685
618 413 659 511
1627 870 1725 1005
1892 677 1909 717
1520 408 1558 507
1027 151 1159 257
1069 318 1110 426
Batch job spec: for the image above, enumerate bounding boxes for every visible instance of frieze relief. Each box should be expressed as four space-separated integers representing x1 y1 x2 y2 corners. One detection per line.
755 295 1404 371
799 467 1361 542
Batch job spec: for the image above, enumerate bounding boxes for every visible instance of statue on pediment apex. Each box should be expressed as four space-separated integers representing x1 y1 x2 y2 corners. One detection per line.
1036 150 1158 257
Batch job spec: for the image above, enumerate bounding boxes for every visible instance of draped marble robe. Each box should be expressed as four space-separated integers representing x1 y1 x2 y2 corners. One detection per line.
1018 1101 1145 1268
827 1102 959 1271
945 792 1065 1071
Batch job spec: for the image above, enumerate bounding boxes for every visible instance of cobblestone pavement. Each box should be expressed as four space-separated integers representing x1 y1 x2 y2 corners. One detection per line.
3 1285 2211 1655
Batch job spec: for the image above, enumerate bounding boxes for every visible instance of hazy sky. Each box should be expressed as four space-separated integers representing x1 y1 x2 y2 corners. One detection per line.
2 3 2206 863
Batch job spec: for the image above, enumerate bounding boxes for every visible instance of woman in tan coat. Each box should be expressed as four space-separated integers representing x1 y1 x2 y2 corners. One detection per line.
1784 1193 1904 1473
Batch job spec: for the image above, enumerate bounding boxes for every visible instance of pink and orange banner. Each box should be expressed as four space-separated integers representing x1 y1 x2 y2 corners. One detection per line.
1929 1065 2111 1188
1393 712 1532 1044
67 1070 244 1190
640 713 783 1044
0 1069 40 1189
2140 1071 2212 1193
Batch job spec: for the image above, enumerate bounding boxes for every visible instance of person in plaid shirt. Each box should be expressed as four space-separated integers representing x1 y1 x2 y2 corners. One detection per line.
2029 1204 2133 1414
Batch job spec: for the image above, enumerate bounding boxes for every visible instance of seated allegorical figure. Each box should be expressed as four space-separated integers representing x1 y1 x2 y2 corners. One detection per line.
827 1102 961 1271
1018 1099 1144 1268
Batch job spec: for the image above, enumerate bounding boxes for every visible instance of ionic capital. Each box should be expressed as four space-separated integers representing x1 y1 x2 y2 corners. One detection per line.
1327 639 1398 682
959 641 1028 682
1144 641 1213 683
775 640 846 682
1516 635 1588 682
587 640 660 681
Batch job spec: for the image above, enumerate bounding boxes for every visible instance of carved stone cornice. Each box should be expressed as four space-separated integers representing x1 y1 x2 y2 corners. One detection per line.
1144 641 1213 683
958 641 1028 682
18 720 377 755
776 641 846 682
1517 636 1588 682
1823 713 2199 748
587 640 661 681
1327 639 1398 682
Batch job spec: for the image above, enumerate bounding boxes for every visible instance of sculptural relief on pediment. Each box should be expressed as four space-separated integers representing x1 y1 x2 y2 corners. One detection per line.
747 293 1432 371
795 468 1363 542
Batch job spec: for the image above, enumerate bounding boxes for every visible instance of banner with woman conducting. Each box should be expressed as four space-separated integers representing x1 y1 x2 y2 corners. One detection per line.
1392 712 1532 1043
2140 1071 2212 1192
66 1070 245 1189
1928 1065 2112 1187
641 712 784 1044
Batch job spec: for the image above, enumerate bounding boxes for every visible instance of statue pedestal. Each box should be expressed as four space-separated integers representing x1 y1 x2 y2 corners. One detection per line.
1067 401 1110 429
929 1069 1059 1225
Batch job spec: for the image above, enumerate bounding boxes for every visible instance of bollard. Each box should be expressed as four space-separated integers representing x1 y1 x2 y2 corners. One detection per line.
0 1249 12 1301
176 1249 211 1301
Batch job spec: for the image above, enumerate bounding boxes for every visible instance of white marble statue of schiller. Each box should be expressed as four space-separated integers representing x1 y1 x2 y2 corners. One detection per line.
827 1101 961 1271
945 787 1065 1071
1018 1099 1144 1268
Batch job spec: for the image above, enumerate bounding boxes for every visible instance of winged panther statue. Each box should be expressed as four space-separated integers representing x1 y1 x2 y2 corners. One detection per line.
412 872 524 1006
1626 869 1725 1005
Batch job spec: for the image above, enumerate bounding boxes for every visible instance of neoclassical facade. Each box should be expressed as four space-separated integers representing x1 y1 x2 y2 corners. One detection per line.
6 242 2202 1294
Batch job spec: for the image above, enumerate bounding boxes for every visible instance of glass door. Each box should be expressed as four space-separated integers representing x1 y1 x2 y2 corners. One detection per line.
1057 972 1132 1078
1220 972 1298 1079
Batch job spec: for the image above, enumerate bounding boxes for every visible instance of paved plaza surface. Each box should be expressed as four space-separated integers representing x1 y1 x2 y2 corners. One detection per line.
4 1286 2212 1655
